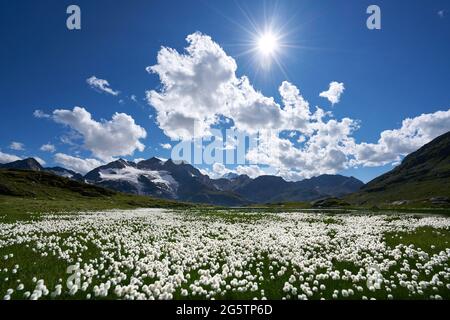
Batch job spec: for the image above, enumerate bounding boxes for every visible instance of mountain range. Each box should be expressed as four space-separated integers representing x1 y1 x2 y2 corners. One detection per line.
0 157 364 206
2 130 448 207
0 132 450 206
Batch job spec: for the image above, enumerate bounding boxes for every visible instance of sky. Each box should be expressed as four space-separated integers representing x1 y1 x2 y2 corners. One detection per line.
0 0 449 182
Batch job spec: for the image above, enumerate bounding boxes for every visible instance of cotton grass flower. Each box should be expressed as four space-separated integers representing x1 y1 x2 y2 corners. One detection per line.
0 209 449 300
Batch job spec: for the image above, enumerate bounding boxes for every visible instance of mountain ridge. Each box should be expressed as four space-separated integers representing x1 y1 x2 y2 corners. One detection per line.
0 157 364 206
2 130 449 207
347 131 450 206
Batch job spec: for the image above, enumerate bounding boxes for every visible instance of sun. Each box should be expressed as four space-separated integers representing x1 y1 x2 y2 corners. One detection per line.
257 32 278 56
220 3 300 74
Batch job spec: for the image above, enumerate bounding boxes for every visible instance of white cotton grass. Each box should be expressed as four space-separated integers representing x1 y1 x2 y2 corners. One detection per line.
0 209 449 300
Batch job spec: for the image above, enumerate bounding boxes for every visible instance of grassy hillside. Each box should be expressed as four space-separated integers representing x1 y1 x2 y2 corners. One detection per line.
346 131 450 208
0 169 192 221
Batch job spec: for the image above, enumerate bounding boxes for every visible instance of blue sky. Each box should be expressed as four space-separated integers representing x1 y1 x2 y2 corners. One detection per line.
1 0 449 182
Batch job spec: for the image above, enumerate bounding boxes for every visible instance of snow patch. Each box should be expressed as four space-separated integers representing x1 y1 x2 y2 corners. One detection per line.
99 166 178 195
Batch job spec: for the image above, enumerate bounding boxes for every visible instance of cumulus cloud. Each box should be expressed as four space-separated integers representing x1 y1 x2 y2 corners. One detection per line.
147 32 235 139
52 107 147 161
0 151 21 164
236 165 267 178
9 141 25 151
33 109 50 118
245 117 359 179
354 109 450 167
54 153 103 174
210 163 267 179
147 32 290 139
146 33 365 179
160 143 172 150
33 156 46 166
319 81 345 105
86 76 119 96
40 143 56 153
147 32 449 180
212 162 229 176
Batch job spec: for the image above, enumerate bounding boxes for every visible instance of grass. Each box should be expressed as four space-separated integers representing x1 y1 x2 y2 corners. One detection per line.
345 179 450 209
0 169 449 300
385 226 450 255
1 168 449 222
0 194 191 223
0 243 72 299
0 169 194 223
1 210 449 300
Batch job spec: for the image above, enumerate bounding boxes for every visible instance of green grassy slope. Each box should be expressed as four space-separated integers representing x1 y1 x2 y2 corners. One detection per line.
346 131 450 207
0 169 192 221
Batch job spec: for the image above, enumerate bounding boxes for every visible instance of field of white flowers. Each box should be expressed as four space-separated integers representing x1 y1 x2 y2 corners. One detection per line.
0 209 449 300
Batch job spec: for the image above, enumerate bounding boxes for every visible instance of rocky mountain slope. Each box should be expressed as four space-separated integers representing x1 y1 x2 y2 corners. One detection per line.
0 157 364 206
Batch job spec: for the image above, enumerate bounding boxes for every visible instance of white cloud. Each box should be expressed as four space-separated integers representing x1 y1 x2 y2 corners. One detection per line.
354 109 450 167
212 162 229 176
40 143 56 153
0 151 21 164
133 158 146 164
147 32 236 139
245 118 358 180
146 33 360 179
146 32 288 139
438 10 445 18
160 143 172 150
209 163 267 179
319 81 345 105
278 81 313 133
33 109 50 118
236 165 267 178
52 107 147 161
54 153 103 174
9 141 25 151
147 32 450 180
146 33 338 138
33 156 46 166
297 135 306 143
86 76 119 96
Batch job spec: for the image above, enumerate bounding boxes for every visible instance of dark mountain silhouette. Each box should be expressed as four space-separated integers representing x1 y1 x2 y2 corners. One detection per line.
0 158 43 171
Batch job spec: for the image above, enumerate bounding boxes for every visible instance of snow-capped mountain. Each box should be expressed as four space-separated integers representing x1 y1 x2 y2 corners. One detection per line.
83 158 364 205
84 158 178 198
82 158 249 205
0 157 365 206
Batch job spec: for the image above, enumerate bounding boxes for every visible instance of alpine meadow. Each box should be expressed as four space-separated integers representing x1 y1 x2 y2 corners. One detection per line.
1 0 449 307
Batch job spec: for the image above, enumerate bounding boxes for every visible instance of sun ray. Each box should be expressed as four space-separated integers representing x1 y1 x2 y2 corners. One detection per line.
203 0 319 79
